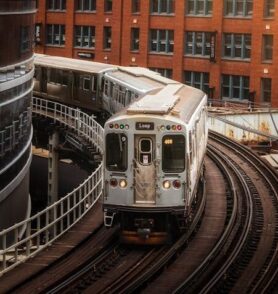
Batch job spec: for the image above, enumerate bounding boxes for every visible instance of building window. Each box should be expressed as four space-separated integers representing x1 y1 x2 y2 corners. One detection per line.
103 26 112 49
150 68 173 78
264 0 275 18
261 78 271 103
186 0 212 16
74 26 95 48
150 29 174 54
223 33 251 60
262 35 273 62
185 32 211 57
132 0 140 13
46 24 65 46
222 75 250 100
47 0 66 10
131 28 140 51
76 0 96 11
150 0 175 14
184 71 209 94
104 0 112 12
224 0 253 17
20 26 31 53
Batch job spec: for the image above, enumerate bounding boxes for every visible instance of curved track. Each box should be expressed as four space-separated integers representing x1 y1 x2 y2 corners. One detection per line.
3 132 278 293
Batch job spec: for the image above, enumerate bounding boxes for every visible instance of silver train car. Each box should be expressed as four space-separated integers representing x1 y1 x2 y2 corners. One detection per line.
103 81 208 244
33 55 166 117
33 54 116 114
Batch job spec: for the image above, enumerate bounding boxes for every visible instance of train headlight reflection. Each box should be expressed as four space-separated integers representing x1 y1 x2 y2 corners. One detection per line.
163 180 171 189
119 179 127 188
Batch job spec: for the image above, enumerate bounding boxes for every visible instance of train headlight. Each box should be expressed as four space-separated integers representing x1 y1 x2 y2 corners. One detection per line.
110 178 118 187
163 180 171 189
173 180 181 189
119 179 127 188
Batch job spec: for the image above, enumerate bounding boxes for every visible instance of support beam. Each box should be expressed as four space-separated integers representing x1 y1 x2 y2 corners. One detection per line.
48 131 59 205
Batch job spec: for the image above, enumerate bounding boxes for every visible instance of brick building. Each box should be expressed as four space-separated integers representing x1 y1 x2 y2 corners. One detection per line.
35 0 278 107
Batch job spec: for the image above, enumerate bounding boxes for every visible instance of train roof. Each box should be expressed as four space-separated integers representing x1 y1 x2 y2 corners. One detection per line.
104 70 165 93
104 66 180 94
34 54 116 74
112 84 206 123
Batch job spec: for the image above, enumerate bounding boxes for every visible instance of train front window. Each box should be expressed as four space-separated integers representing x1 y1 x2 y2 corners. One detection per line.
162 135 185 172
106 133 128 171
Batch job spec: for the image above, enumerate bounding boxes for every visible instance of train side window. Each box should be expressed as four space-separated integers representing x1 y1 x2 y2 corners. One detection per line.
162 135 185 172
109 82 114 98
104 79 109 95
106 133 128 171
92 75 97 92
80 75 91 91
125 89 132 105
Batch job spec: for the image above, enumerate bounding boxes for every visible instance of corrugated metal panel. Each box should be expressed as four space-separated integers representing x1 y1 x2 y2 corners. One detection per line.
208 111 278 143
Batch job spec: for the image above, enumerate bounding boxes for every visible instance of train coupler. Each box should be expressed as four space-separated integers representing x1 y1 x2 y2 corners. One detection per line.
104 210 115 227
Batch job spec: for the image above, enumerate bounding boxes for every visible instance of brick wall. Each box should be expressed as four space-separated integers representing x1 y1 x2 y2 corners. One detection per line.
35 1 278 107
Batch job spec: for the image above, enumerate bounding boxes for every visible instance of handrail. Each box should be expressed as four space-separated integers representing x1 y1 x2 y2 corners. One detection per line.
0 97 104 276
32 97 104 154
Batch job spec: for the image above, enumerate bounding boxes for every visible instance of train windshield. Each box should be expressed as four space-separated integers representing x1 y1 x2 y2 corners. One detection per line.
106 133 128 171
162 135 185 172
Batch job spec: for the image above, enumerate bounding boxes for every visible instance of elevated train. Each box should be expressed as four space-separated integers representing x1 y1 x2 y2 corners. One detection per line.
103 83 208 244
33 54 208 244
34 54 166 117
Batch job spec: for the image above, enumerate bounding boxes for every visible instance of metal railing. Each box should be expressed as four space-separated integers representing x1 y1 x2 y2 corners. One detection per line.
0 97 104 276
32 97 104 154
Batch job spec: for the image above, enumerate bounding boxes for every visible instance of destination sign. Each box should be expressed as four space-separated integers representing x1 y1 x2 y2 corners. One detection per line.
136 122 154 130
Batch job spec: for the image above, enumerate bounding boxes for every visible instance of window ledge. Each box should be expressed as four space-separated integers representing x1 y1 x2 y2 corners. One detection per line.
150 13 175 16
149 52 173 56
184 54 210 59
46 45 65 48
47 10 66 13
224 16 253 19
222 57 251 62
74 46 95 50
185 14 212 18
75 11 96 14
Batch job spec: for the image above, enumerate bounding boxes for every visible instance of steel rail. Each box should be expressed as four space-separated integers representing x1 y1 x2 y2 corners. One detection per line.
209 130 278 293
107 178 207 293
173 145 239 293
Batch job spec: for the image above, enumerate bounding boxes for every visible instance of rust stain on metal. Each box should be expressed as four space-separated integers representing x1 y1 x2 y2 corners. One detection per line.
227 129 234 139
259 121 270 134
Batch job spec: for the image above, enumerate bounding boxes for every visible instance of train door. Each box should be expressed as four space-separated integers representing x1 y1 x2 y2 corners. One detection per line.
134 135 156 204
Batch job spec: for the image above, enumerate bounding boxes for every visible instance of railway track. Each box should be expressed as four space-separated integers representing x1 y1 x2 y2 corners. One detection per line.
142 132 278 293
207 131 278 293
43 176 206 293
2 132 278 293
